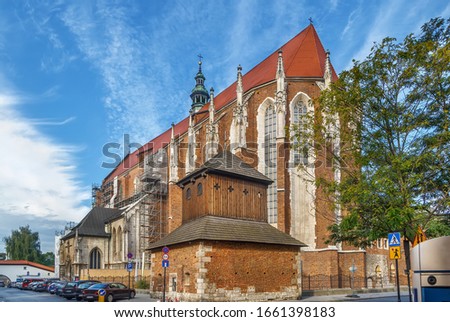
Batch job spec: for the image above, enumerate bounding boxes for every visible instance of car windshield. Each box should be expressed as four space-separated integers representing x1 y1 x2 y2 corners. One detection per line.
88 283 108 290
67 282 77 287
78 282 96 289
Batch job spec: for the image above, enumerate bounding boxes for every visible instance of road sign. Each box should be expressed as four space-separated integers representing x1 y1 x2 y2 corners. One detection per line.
98 289 106 302
349 265 357 273
412 226 427 247
162 246 170 254
388 232 401 247
127 252 133 259
127 262 133 272
162 253 169 260
390 246 401 260
162 259 169 268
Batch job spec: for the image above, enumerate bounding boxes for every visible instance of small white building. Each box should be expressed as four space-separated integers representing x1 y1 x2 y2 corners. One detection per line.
0 260 55 284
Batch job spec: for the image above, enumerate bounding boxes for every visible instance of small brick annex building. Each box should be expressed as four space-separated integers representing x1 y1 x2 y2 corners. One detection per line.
147 151 307 301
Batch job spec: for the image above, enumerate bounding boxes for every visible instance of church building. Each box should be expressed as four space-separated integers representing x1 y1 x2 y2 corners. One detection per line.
59 23 396 296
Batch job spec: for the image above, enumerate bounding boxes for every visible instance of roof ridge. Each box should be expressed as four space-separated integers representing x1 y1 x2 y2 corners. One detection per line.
284 24 313 74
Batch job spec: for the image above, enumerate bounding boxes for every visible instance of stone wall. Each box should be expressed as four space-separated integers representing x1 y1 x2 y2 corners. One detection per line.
149 241 302 301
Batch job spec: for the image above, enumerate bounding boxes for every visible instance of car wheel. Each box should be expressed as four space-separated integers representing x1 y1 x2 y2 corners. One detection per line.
107 294 114 302
130 291 135 299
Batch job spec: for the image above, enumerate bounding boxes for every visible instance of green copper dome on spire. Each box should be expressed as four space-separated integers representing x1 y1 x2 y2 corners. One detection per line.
190 55 210 113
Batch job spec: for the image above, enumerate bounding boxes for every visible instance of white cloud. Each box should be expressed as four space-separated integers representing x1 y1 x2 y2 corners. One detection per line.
59 2 168 146
0 92 90 224
329 0 339 11
341 7 361 39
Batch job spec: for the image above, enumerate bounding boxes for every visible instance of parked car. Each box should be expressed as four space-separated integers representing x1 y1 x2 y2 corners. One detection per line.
82 282 135 302
51 281 67 295
47 281 60 294
0 281 5 287
61 280 101 300
33 281 49 292
21 278 44 290
74 281 101 301
28 281 41 290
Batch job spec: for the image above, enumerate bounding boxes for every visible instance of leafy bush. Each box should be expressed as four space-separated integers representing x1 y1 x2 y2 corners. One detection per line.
135 279 149 289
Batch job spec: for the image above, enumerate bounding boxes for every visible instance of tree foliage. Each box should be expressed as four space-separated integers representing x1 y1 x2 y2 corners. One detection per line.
296 17 450 247
3 225 54 266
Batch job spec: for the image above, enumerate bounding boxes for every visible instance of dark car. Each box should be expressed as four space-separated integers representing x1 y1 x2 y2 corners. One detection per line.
0 281 5 287
28 281 41 291
75 281 101 301
61 280 100 300
33 281 48 292
47 281 59 294
82 282 135 302
52 281 67 295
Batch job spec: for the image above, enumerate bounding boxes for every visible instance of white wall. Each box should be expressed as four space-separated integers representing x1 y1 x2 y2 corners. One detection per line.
0 263 55 282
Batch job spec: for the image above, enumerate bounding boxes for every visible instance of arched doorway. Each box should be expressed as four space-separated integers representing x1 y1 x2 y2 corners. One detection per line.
375 265 382 287
0 274 11 287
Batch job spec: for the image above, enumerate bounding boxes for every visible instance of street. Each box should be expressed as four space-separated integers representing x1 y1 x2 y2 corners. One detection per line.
1 286 413 302
0 287 151 302
0 287 66 302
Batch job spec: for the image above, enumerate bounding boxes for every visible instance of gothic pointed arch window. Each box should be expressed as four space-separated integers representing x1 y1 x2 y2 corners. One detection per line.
112 228 117 258
89 248 102 269
117 226 123 259
264 103 278 224
292 100 309 165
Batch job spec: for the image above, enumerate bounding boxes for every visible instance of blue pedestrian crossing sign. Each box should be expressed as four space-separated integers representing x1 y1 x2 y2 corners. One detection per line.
162 259 169 268
388 232 401 247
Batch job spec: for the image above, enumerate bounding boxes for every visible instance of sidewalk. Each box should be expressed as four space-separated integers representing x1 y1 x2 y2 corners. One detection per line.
299 288 410 302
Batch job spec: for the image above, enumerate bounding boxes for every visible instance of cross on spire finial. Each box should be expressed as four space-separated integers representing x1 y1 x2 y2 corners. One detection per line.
197 54 203 72
309 17 313 25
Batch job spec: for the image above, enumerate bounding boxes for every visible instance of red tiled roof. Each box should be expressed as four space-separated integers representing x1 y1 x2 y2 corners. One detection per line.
104 24 336 183
0 260 54 272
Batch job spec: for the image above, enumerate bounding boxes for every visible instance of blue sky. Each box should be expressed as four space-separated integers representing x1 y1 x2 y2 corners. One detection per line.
0 0 448 254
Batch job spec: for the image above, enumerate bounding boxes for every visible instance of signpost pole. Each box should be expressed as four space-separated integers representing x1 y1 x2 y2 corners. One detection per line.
128 269 131 300
403 239 412 302
162 266 166 302
127 253 133 300
162 246 169 302
395 258 401 302
388 232 402 302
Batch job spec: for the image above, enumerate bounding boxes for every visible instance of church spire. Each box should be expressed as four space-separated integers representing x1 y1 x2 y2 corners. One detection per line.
190 55 210 114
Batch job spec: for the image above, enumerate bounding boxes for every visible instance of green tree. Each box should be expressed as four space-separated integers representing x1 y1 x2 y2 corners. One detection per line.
295 17 449 247
3 225 42 262
39 252 55 267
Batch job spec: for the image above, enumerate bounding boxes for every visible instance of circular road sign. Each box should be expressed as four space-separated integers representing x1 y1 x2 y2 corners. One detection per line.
162 246 170 254
127 252 133 259
162 253 169 260
98 289 106 296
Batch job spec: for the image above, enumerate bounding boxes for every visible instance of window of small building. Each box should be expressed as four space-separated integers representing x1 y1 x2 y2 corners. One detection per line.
186 188 192 200
197 183 203 196
89 248 101 269
184 272 191 286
